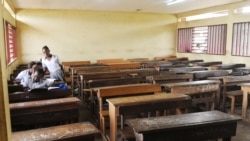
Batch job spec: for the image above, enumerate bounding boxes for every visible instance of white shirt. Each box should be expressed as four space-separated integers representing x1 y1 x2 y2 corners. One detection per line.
23 76 55 89
41 55 61 73
15 69 31 85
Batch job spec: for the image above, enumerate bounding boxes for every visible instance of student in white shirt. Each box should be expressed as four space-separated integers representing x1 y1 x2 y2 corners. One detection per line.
41 45 65 82
15 61 38 85
23 68 55 90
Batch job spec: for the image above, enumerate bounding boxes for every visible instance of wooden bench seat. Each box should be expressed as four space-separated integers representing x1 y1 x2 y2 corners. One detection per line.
10 97 80 131
12 122 101 141
222 75 250 113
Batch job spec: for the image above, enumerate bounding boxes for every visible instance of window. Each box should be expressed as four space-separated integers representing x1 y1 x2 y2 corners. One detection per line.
232 22 250 56
192 26 208 53
178 24 227 55
5 21 17 65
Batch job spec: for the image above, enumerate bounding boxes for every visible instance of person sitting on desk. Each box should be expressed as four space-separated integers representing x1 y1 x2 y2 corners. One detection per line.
41 45 65 82
22 68 64 90
14 61 38 85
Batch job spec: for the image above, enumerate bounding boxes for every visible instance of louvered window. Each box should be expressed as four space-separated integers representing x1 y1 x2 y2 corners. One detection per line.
5 21 17 65
178 24 226 55
232 22 250 56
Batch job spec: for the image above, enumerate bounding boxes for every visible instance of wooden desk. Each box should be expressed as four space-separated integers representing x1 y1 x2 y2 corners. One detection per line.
211 63 245 70
189 70 229 80
192 61 222 67
9 89 71 103
233 67 250 73
126 110 241 141
170 66 207 74
10 97 80 130
240 83 250 118
161 80 221 110
106 93 191 141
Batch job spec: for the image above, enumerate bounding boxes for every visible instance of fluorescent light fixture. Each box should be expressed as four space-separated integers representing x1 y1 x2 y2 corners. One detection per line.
179 10 228 22
234 6 250 14
242 6 250 13
165 0 184 5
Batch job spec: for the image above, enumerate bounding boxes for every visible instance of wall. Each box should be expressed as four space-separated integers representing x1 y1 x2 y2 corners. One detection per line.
176 1 250 66
16 10 177 63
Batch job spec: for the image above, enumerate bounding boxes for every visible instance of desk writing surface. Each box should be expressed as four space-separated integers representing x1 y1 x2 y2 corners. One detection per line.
12 122 100 141
239 83 250 86
126 110 241 133
161 80 220 88
9 97 80 110
92 83 152 91
106 93 190 106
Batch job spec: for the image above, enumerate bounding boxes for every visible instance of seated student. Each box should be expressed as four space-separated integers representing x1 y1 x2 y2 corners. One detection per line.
15 61 38 85
22 68 64 90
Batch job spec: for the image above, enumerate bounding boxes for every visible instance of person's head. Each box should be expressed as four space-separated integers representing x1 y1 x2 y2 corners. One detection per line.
33 68 45 82
42 45 51 58
27 61 38 73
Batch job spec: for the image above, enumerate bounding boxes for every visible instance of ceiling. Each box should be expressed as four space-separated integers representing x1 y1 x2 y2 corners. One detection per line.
11 0 245 14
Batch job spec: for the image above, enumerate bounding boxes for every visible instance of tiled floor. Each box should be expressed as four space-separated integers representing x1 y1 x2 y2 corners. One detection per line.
79 102 250 141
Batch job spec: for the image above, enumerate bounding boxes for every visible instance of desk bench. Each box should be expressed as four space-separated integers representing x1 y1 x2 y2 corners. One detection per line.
107 93 191 141
9 89 71 103
126 110 241 141
161 80 221 110
10 97 80 131
12 122 100 141
96 84 161 135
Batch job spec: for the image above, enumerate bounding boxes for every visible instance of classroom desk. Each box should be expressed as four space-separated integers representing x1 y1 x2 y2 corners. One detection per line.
126 110 241 141
233 67 250 73
211 63 245 70
240 83 250 118
160 80 221 109
106 92 191 141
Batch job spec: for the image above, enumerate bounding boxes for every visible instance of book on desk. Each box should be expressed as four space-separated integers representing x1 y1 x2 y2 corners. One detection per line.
28 87 60 93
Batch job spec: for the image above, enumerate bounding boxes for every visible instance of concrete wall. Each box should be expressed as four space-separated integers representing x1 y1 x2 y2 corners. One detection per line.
16 10 177 64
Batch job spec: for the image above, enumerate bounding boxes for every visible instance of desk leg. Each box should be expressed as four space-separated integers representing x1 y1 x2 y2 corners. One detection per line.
109 104 117 141
242 90 248 119
216 89 220 110
222 137 231 141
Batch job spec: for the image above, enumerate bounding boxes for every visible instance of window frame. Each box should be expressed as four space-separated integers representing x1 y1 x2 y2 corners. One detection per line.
231 22 250 57
177 24 227 55
4 20 17 65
